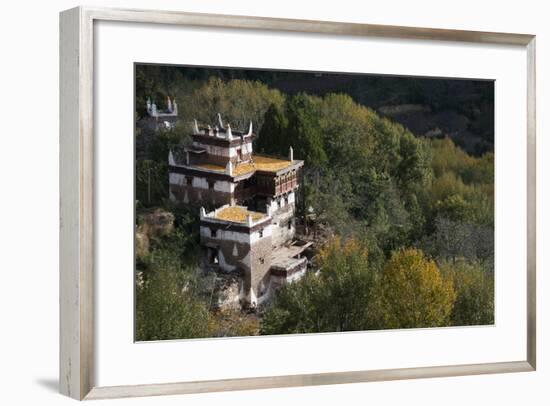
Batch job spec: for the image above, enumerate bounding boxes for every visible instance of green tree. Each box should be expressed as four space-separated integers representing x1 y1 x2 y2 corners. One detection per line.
261 237 378 334
430 137 475 178
286 93 327 167
434 194 475 222
301 169 357 238
256 103 289 156
429 171 493 226
379 248 456 328
440 262 494 326
421 216 494 265
136 250 210 341
136 160 167 207
316 93 375 169
183 77 285 132
356 169 414 254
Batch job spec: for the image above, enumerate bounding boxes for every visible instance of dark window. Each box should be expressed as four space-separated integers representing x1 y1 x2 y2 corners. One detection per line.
259 229 264 238
244 177 255 188
186 176 193 186
211 228 217 238
259 257 265 264
284 195 289 205
288 221 292 230
208 180 215 189
208 248 219 265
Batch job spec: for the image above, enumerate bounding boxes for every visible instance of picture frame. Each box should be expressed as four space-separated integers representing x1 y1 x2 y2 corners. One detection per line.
59 6 536 400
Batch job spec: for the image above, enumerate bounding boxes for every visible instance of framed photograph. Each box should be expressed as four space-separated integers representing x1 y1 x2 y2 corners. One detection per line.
60 6 536 400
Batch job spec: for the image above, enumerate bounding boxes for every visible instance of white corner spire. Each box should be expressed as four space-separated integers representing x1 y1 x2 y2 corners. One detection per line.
289 146 294 162
227 123 233 140
217 113 224 129
168 150 175 166
200 207 206 218
246 121 253 137
193 119 200 135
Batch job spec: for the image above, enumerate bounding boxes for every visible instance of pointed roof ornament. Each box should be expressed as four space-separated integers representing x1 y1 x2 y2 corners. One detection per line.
246 214 254 226
226 123 233 140
289 146 294 162
193 119 200 135
246 121 253 137
217 113 224 129
168 150 175 166
200 207 206 218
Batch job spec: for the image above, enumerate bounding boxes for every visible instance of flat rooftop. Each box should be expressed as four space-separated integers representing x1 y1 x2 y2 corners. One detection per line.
192 155 298 177
191 162 255 177
253 156 294 173
213 206 266 224
271 241 313 270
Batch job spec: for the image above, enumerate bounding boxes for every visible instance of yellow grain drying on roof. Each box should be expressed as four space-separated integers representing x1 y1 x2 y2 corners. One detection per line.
214 206 265 223
193 155 293 176
253 156 292 172
232 162 256 176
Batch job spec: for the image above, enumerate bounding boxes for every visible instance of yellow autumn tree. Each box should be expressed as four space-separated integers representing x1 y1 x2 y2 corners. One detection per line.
379 248 456 329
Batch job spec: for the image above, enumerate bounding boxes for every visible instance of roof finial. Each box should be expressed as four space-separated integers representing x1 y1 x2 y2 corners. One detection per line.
193 119 199 135
227 123 233 140
217 113 224 129
168 150 175 165
289 146 294 162
246 121 253 137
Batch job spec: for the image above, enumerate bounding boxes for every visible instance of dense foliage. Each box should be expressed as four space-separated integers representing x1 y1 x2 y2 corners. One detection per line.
136 64 494 155
136 249 210 341
135 67 494 339
378 249 455 328
261 238 378 334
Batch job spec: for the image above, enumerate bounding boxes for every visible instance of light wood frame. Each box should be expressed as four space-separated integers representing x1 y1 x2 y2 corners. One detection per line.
59 6 537 400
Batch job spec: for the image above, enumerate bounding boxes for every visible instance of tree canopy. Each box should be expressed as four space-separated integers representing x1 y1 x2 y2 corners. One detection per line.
378 248 456 329
135 249 210 341
134 69 495 339
261 237 378 334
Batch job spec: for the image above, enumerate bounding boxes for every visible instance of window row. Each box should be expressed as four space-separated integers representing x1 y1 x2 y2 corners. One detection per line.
274 170 297 186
